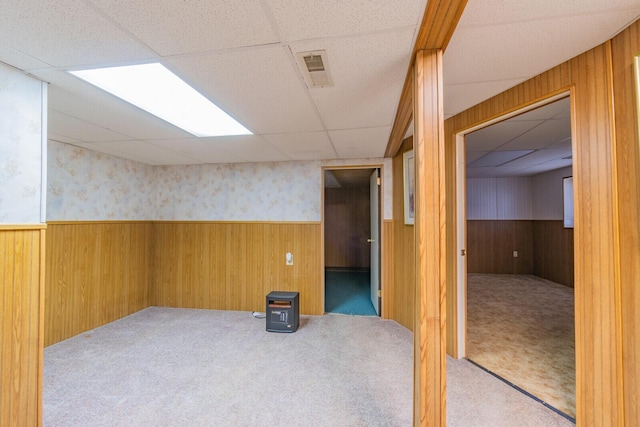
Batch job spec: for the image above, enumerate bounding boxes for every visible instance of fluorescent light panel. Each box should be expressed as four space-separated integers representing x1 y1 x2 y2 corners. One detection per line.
70 63 251 137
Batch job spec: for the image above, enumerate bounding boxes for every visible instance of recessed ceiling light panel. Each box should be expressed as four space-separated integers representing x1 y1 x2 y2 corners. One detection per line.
70 63 252 137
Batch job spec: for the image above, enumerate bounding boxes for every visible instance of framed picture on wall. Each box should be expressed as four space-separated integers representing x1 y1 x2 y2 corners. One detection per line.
403 150 415 225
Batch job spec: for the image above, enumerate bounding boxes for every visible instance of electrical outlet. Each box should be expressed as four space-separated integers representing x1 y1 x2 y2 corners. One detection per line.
513 251 518 258
286 252 294 265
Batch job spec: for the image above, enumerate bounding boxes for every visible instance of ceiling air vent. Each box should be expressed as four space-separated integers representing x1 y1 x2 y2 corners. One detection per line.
295 50 333 88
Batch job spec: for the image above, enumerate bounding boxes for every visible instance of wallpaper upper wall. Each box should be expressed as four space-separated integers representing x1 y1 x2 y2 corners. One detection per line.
47 141 393 222
0 64 46 224
48 141 156 220
155 161 321 221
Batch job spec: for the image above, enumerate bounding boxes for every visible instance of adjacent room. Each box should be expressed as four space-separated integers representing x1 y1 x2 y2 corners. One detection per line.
464 97 576 420
323 168 381 316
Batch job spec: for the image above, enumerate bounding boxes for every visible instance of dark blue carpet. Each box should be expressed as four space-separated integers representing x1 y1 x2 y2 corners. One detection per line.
325 269 377 316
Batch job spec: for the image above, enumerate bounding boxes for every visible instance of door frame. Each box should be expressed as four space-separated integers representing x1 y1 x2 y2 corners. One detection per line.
321 164 385 316
453 91 571 358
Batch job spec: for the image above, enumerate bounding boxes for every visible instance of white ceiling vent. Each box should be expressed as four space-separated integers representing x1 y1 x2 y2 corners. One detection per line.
295 50 333 88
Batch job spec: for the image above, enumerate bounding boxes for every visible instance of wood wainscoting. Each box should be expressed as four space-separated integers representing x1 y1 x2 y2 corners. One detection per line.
151 222 323 316
467 220 534 275
391 137 415 331
45 221 323 347
45 222 153 346
1 225 46 427
532 220 574 287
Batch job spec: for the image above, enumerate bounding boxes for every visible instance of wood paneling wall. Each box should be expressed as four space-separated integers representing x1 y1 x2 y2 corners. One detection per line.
1 226 45 427
532 221 574 287
45 222 152 346
392 137 415 331
152 222 323 316
324 187 371 268
611 20 640 426
466 220 533 274
445 21 640 424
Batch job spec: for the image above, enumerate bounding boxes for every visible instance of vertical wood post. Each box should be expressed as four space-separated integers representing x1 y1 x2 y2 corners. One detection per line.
413 49 447 426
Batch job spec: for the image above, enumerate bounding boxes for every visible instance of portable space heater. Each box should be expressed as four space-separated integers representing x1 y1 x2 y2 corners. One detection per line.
266 291 299 332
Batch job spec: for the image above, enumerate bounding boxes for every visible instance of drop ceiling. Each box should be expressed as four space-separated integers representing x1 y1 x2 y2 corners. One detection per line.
465 97 573 178
0 0 638 167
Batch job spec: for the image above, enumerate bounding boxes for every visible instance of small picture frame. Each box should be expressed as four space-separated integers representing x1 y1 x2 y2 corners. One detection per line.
403 150 415 225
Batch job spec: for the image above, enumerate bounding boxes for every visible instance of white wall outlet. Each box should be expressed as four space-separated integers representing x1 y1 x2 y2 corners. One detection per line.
513 251 518 258
286 252 293 265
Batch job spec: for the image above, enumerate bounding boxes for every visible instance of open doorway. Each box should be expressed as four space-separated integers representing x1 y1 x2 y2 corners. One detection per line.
323 167 381 316
457 95 576 420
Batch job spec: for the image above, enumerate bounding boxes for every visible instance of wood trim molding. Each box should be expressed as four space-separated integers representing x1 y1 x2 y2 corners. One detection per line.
37 229 46 426
385 0 468 158
47 220 321 225
0 224 47 230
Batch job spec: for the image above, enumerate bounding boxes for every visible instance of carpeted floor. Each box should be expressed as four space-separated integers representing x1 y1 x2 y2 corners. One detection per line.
466 273 575 420
44 307 573 426
325 269 377 316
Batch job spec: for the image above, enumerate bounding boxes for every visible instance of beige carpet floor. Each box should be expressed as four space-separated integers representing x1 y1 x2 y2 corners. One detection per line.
467 273 575 419
44 307 573 426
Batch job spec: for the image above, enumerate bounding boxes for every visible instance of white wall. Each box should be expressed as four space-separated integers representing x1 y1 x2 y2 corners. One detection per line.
466 166 573 221
47 141 393 222
0 63 47 223
466 177 533 220
532 166 573 220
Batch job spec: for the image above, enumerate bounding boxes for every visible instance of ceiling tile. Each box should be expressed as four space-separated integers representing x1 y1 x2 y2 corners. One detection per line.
197 135 290 163
500 119 572 151
263 132 338 160
265 0 426 41
512 96 571 121
0 42 50 70
516 159 574 176
166 46 324 135
466 120 544 151
90 140 205 165
144 138 246 164
291 29 415 130
502 148 572 168
88 0 278 56
465 151 489 164
329 126 390 158
444 78 526 118
48 110 131 142
0 0 156 67
445 10 640 87
457 0 640 27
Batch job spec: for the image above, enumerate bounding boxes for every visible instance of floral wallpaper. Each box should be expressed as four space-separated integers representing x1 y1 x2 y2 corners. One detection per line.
47 141 156 220
0 64 46 224
155 161 321 221
47 142 394 222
